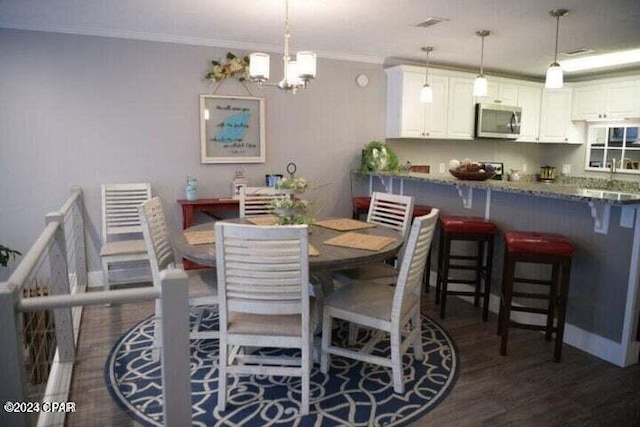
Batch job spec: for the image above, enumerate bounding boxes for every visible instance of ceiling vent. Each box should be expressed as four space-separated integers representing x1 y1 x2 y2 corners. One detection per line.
416 17 450 28
562 48 595 57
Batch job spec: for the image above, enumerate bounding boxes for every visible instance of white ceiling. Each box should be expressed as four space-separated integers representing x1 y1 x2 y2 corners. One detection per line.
1 0 639 80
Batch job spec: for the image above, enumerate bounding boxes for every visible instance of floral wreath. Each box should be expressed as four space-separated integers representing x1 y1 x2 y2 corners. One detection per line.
205 52 250 83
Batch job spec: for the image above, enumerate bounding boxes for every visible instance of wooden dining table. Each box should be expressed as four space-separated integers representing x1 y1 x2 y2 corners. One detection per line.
173 217 403 331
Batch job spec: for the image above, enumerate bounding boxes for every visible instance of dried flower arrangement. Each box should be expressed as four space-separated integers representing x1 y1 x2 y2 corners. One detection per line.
205 52 250 82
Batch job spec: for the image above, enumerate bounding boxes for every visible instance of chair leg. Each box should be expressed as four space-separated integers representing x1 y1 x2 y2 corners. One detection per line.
320 310 332 374
411 308 424 361
423 246 432 294
439 236 451 319
348 323 358 345
217 341 228 411
554 261 572 362
500 256 515 356
482 237 494 322
301 337 311 415
435 231 444 305
152 299 162 361
390 329 404 394
474 239 484 307
546 264 560 341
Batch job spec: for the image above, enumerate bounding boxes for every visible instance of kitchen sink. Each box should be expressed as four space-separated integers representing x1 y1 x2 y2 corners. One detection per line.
576 188 640 202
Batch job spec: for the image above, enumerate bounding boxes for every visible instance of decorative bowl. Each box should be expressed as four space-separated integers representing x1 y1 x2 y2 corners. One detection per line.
449 169 496 181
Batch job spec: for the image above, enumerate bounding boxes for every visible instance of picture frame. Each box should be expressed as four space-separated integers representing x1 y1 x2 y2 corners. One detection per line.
199 94 266 164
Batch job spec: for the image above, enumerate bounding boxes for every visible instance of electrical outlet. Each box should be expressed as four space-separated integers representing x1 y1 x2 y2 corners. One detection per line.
439 163 445 173
562 164 572 175
522 163 527 173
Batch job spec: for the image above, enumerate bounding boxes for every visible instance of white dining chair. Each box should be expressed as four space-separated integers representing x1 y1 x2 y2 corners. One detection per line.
239 186 281 217
215 222 312 415
138 197 218 359
100 183 152 290
321 209 439 394
334 191 415 286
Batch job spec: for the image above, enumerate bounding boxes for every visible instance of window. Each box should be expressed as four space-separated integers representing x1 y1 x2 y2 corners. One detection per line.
585 124 640 173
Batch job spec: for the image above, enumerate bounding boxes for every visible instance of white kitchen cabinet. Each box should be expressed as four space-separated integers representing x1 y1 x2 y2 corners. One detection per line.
516 85 542 142
572 79 640 120
385 66 448 139
539 88 582 143
447 77 475 139
476 81 519 105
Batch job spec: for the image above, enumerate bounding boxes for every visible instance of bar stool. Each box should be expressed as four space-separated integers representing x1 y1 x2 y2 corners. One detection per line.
498 231 574 362
351 196 433 292
436 216 496 320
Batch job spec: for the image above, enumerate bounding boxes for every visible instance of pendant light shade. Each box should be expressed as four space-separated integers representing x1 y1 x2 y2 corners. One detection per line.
545 9 568 89
420 85 433 103
420 46 434 104
545 63 563 89
249 52 270 82
473 30 491 97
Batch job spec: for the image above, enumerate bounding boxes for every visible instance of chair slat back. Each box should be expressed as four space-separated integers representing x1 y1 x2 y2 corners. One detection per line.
138 197 177 282
392 209 439 321
366 192 414 238
216 223 309 316
101 183 152 242
239 186 281 218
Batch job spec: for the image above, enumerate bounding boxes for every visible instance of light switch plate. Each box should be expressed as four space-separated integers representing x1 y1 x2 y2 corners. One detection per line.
562 164 572 174
439 163 445 173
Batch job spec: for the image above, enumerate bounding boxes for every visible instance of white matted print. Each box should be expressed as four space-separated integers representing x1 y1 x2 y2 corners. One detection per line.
200 95 265 163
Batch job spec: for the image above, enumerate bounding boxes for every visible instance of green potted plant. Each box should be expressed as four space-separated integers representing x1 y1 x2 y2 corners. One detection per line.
358 141 403 175
0 244 21 268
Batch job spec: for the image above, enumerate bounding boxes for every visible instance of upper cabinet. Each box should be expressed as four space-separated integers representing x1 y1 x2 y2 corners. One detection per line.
385 66 448 139
515 85 542 142
447 77 476 139
539 88 582 144
572 78 640 121
477 81 519 106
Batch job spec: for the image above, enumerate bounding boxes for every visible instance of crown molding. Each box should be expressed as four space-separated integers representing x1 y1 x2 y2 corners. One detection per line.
0 24 386 65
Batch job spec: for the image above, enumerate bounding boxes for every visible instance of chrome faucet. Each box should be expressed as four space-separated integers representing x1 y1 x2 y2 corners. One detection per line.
608 158 617 187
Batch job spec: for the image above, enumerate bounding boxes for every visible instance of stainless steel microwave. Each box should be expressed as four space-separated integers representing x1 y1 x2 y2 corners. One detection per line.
474 103 522 139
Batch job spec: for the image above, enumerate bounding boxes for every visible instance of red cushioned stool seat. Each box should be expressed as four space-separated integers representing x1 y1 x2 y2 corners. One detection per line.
436 216 497 321
504 231 575 257
440 216 497 235
498 230 574 362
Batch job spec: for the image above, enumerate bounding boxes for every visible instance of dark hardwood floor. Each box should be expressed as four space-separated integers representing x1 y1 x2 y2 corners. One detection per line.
67 290 640 426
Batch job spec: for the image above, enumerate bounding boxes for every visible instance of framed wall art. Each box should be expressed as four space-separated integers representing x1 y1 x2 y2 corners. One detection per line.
199 95 266 163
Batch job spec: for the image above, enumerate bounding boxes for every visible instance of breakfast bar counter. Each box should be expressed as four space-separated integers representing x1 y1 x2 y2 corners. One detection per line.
357 171 640 368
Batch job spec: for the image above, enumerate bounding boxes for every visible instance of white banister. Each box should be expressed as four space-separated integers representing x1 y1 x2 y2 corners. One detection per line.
7 222 58 289
46 212 75 362
159 269 193 426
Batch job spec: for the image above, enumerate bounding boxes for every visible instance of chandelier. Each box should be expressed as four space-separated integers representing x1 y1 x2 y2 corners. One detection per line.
249 0 317 93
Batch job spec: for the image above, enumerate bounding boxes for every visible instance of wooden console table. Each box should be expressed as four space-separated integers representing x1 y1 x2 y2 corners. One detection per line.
176 198 239 269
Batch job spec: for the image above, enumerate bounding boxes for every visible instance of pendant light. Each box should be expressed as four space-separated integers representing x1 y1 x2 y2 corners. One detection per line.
473 30 491 97
249 0 317 93
420 47 434 103
545 9 568 89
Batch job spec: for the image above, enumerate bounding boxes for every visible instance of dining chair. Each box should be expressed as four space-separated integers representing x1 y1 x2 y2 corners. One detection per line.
138 197 218 359
239 186 281 217
100 182 152 290
334 191 415 286
321 209 439 394
215 222 312 415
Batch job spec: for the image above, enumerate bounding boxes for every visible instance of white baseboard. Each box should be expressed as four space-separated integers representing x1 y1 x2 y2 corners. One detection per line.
427 272 630 367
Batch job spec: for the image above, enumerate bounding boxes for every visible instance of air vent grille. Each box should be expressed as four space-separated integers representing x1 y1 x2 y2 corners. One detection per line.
562 48 595 57
416 17 450 28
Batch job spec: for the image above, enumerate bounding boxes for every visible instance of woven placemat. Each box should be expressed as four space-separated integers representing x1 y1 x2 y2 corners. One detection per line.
184 230 215 245
314 218 376 232
323 232 396 252
246 215 279 226
308 244 320 257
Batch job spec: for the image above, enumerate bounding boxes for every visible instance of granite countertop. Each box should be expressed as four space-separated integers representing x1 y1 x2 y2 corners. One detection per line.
366 172 640 205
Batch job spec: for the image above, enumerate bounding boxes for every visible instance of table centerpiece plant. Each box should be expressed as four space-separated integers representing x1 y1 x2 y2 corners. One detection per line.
271 176 314 225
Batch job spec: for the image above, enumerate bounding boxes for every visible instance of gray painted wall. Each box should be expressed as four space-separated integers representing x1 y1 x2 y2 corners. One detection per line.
0 29 386 271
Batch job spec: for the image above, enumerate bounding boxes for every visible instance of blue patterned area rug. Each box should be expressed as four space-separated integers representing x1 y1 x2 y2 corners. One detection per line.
105 310 459 426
